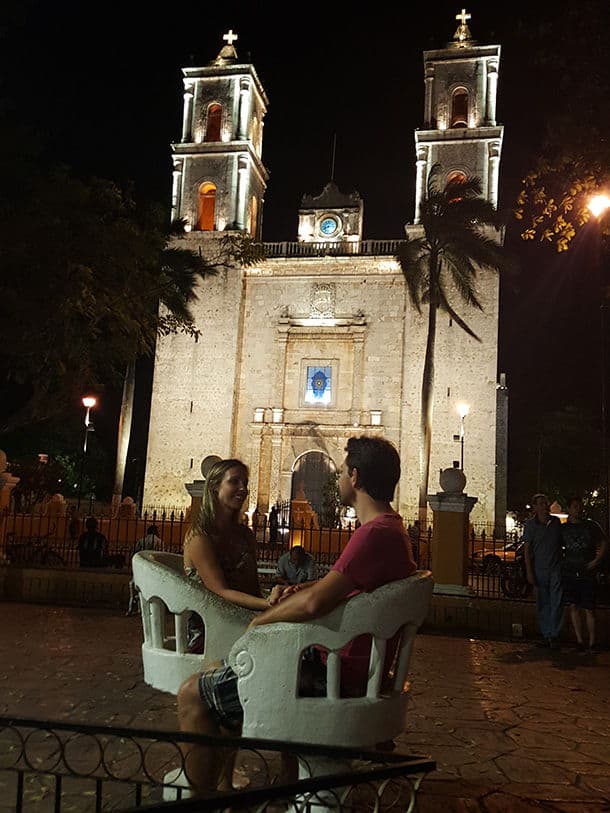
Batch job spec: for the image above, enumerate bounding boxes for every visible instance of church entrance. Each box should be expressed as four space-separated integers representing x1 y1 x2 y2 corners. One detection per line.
290 451 337 526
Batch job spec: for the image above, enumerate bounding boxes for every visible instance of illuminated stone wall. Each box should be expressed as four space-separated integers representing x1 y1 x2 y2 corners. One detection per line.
143 241 501 524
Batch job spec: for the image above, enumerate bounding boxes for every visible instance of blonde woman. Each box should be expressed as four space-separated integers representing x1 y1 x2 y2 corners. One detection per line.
184 459 280 648
180 458 281 790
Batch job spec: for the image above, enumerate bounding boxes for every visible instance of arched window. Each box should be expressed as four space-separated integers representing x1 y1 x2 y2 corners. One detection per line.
197 182 216 231
450 89 468 128
205 103 222 141
447 170 467 185
446 171 467 203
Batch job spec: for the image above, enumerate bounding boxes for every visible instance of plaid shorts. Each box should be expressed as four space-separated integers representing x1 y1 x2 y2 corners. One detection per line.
198 663 243 731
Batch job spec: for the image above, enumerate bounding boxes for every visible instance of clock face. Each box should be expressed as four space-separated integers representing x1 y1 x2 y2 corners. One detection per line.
319 216 339 237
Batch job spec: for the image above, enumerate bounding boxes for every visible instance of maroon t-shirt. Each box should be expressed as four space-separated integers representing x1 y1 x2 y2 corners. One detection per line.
326 512 417 696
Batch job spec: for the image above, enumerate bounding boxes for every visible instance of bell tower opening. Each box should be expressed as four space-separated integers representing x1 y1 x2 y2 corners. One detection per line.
450 89 469 128
205 103 222 142
197 182 216 231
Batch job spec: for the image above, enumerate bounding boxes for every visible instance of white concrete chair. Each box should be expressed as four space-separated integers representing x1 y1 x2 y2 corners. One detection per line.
132 551 254 695
228 570 433 806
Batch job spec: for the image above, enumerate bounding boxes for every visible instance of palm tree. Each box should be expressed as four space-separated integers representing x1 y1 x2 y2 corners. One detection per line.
396 164 512 525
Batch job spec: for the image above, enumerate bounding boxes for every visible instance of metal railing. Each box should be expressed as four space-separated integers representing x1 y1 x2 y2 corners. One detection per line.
0 716 434 812
261 239 406 258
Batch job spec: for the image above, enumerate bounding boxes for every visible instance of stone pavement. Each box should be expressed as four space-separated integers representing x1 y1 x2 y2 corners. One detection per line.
1 603 609 812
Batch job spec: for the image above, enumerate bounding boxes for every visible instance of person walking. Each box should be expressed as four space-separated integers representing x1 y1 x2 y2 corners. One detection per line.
523 493 564 649
561 496 607 654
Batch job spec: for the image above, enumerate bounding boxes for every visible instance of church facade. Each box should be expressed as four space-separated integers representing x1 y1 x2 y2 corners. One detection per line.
143 14 508 526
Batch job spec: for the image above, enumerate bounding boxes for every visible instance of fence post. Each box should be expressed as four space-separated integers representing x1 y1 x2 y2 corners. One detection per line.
0 451 20 558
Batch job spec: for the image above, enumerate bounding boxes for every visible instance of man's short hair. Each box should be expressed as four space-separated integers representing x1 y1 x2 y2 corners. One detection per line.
566 495 583 508
345 435 401 502
531 493 549 506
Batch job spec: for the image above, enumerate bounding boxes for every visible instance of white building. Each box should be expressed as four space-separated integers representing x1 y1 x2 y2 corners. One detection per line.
143 15 508 526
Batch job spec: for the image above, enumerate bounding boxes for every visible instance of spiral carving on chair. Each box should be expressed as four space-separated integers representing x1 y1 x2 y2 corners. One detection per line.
233 649 254 677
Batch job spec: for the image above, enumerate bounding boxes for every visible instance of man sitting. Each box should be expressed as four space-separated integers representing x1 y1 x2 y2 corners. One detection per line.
274 545 317 585
177 434 417 795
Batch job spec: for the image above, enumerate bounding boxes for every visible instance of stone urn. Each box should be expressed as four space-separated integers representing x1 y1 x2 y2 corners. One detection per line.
439 465 467 495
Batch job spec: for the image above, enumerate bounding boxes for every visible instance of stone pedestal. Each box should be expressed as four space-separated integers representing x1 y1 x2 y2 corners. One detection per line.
185 480 205 527
428 467 477 596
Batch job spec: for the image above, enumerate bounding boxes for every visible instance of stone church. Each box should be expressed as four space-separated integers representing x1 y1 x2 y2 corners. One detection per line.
143 12 508 527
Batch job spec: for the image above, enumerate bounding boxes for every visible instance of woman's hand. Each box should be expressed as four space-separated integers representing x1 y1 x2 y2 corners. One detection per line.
267 584 284 606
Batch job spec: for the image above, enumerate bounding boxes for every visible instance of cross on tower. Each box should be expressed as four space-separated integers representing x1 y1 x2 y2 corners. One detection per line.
455 8 471 26
223 29 238 46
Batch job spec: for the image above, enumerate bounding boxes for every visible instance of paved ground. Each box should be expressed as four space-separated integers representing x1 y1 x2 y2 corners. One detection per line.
1 603 609 812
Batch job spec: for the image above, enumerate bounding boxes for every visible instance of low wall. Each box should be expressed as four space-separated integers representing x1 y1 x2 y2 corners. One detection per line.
0 565 130 610
1 567 608 645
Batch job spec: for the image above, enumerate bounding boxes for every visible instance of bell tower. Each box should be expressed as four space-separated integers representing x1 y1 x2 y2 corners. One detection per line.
414 9 503 222
170 30 269 237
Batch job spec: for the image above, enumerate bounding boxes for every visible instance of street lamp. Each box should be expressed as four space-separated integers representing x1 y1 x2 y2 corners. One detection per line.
453 403 469 470
77 395 97 510
587 193 610 536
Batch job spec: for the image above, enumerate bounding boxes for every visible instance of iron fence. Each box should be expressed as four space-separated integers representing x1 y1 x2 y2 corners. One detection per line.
0 715 434 812
3 509 608 606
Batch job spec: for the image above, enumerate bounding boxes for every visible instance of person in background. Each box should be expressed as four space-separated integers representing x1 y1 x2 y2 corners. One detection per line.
268 505 279 544
523 493 564 649
135 524 163 553
127 525 164 615
77 517 109 568
274 545 318 585
561 496 607 655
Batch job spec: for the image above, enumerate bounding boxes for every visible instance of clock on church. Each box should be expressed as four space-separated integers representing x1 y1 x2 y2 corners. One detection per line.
319 215 340 237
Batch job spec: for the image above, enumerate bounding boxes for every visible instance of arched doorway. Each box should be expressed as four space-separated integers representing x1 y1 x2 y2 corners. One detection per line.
291 451 337 525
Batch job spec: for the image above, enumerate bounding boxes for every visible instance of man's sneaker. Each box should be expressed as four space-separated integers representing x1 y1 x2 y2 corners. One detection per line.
576 642 587 654
587 645 600 655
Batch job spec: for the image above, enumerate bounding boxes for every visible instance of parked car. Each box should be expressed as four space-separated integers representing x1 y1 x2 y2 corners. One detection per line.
472 539 523 576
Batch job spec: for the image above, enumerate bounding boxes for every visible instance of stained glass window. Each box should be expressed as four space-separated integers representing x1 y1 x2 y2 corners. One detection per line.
305 365 332 405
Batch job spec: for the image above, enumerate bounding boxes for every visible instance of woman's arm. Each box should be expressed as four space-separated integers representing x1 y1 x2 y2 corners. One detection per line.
188 530 271 612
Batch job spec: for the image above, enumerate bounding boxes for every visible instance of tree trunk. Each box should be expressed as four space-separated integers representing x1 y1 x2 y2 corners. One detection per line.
418 257 439 527
112 360 136 510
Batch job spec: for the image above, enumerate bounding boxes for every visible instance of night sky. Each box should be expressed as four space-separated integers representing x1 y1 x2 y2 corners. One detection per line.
2 1 604 507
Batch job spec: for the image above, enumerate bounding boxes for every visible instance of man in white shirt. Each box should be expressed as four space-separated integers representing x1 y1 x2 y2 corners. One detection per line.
274 545 317 585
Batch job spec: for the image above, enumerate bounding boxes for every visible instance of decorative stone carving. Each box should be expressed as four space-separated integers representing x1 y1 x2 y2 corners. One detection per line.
310 283 336 318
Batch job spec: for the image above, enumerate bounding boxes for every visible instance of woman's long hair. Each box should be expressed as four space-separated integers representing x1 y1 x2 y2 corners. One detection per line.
191 459 249 537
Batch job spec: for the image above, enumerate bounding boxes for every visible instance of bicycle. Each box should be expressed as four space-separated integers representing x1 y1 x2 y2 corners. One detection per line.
5 530 65 567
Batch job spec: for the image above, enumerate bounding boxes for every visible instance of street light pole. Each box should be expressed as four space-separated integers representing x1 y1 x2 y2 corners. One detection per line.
588 194 610 537
77 396 97 511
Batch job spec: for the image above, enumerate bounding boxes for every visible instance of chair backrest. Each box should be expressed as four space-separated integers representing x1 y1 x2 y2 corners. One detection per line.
229 570 433 747
132 551 254 695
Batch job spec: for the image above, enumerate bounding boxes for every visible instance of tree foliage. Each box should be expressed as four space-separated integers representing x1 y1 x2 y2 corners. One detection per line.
514 0 609 251
0 129 262 432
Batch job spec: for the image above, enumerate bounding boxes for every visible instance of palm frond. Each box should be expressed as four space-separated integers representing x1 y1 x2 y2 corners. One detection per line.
442 253 483 310
437 282 481 341
396 238 430 312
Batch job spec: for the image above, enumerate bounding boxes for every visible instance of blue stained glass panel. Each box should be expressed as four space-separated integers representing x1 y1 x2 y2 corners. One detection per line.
305 365 332 405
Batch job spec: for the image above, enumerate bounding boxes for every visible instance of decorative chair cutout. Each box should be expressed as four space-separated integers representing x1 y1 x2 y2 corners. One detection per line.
132 551 254 695
229 569 433 806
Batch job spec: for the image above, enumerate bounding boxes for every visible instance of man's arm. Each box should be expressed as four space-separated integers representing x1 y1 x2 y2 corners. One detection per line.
588 522 608 571
248 570 355 628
